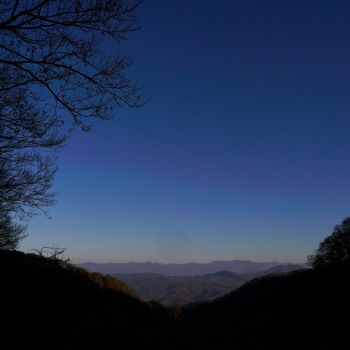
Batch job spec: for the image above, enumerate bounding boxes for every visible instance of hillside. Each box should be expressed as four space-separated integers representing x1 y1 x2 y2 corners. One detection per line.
243 263 308 280
0 250 172 349
181 262 350 349
1 250 349 349
113 271 247 305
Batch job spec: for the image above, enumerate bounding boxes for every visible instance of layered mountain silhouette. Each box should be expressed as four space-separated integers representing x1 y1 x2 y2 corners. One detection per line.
112 271 246 305
78 259 297 276
113 264 306 305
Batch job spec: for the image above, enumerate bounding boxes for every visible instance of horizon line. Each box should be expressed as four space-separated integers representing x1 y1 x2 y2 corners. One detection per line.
75 259 307 265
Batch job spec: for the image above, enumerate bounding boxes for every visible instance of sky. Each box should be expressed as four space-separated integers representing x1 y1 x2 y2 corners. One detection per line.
21 0 350 264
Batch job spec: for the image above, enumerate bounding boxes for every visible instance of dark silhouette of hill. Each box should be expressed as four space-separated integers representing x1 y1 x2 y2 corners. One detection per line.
243 263 308 280
2 249 349 349
181 263 350 350
79 259 281 276
113 271 247 305
0 250 173 349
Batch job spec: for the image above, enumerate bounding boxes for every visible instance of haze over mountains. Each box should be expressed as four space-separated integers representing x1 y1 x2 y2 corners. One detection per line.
112 271 246 305
79 261 308 304
78 259 303 276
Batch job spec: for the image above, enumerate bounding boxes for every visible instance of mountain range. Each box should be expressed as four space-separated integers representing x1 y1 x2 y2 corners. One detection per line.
78 259 303 276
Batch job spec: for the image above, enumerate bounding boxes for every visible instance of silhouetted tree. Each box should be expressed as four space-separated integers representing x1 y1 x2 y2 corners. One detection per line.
0 0 142 130
308 217 350 267
0 0 142 245
0 209 26 249
0 86 61 218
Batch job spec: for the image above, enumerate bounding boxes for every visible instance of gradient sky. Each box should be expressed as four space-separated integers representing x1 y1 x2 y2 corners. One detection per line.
21 0 350 263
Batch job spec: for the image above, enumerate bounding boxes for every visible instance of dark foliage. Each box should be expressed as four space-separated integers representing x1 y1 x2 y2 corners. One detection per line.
0 250 174 349
0 209 26 249
308 217 350 267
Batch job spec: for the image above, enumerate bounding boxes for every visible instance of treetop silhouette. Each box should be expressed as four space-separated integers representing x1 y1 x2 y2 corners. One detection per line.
308 217 350 267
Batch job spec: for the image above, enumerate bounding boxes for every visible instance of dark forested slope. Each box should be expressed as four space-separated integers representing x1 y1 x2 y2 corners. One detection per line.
182 263 350 350
1 250 349 350
0 250 172 349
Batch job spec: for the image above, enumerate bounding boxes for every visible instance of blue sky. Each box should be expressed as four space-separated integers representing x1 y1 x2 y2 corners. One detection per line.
22 0 350 263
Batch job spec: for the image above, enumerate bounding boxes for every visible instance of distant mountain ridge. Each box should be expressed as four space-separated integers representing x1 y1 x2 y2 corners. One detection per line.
78 259 289 276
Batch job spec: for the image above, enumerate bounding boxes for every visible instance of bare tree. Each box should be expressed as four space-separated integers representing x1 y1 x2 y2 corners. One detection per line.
28 246 68 261
0 0 143 247
0 85 63 218
0 0 142 130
